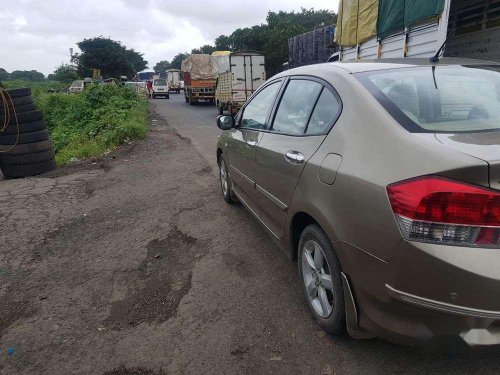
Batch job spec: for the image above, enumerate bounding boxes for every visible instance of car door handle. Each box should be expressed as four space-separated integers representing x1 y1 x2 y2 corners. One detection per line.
285 151 305 165
246 140 258 148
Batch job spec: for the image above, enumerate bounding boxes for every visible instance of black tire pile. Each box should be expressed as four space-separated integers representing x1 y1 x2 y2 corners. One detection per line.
0 88 56 178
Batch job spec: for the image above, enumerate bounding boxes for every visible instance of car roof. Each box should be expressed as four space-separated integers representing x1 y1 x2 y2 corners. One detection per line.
280 58 500 76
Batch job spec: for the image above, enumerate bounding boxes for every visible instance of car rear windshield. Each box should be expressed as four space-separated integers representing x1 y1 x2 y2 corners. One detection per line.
356 65 500 133
154 79 167 86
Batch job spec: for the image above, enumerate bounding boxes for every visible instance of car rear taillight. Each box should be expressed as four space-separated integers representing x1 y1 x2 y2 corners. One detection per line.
387 176 500 248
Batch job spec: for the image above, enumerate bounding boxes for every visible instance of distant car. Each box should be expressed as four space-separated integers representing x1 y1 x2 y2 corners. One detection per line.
124 81 137 90
152 79 169 99
69 80 84 94
216 58 500 347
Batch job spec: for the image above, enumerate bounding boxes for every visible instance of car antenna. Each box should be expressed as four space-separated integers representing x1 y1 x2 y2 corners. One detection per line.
429 29 456 90
429 28 456 64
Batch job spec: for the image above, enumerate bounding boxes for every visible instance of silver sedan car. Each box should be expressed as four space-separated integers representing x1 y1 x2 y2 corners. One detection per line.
216 58 500 348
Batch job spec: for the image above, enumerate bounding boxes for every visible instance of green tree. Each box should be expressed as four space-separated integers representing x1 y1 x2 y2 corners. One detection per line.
72 37 148 79
193 44 217 55
0 68 9 81
215 35 232 50
50 63 79 83
9 70 45 81
153 60 171 73
170 53 189 70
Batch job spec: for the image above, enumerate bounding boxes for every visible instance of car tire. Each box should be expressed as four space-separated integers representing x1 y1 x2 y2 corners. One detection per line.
219 155 237 204
0 110 43 126
0 103 37 115
0 129 49 145
0 149 55 165
0 95 33 107
1 158 56 178
1 140 53 156
298 224 346 336
1 120 47 135
4 88 32 98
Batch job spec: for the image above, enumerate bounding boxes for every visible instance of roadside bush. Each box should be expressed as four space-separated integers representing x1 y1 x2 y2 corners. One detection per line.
2 81 148 165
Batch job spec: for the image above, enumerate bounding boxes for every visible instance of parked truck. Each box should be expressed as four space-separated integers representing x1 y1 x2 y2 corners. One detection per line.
167 69 182 94
181 54 218 105
288 26 337 68
333 0 500 63
214 51 266 115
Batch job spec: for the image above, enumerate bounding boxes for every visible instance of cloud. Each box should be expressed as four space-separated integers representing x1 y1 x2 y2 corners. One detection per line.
0 0 339 75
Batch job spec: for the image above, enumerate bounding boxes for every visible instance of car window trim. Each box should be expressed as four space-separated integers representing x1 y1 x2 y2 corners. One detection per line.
237 78 285 131
304 87 325 134
268 75 343 138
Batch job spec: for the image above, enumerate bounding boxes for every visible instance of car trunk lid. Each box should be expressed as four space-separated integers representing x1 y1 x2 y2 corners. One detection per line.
435 132 500 190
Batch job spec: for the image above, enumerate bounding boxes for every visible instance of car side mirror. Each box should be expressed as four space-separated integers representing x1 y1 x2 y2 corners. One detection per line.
217 115 235 130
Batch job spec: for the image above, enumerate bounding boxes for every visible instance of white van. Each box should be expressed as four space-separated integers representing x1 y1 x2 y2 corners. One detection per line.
152 79 169 99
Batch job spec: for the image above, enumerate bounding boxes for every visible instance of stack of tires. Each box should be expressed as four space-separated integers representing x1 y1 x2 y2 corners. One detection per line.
0 88 56 178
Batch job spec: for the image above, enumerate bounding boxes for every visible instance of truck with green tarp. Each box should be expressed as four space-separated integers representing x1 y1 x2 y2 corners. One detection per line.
333 0 500 62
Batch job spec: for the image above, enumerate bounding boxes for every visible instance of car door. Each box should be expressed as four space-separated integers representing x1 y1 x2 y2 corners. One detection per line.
255 78 342 237
226 80 283 215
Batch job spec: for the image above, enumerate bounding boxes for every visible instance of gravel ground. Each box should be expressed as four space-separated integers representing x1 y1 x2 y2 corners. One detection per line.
0 95 500 374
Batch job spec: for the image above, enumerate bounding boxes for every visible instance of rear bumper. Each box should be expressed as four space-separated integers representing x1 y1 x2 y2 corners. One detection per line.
343 240 500 347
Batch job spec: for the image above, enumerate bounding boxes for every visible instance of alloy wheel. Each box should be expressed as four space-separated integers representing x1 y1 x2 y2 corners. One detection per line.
302 240 334 318
220 160 229 197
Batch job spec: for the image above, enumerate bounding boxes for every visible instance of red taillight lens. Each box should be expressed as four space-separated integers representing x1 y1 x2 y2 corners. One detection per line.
387 177 500 248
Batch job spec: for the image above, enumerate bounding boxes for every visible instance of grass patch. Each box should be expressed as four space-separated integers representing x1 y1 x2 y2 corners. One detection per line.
2 81 148 165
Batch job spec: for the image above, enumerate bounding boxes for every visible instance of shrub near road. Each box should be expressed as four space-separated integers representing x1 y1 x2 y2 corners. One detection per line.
36 84 148 164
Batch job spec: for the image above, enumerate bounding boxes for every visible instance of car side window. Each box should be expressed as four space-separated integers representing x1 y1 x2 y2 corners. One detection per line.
306 89 341 135
241 81 282 130
272 80 323 135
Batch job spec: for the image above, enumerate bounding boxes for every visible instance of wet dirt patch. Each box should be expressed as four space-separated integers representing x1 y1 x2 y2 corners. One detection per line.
223 252 255 279
0 296 35 337
103 228 202 330
103 366 166 375
195 165 213 175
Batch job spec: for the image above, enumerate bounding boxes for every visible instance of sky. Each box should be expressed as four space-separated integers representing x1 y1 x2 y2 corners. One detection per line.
0 0 339 76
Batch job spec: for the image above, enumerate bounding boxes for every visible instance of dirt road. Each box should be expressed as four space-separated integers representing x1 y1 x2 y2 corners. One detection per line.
1 94 500 374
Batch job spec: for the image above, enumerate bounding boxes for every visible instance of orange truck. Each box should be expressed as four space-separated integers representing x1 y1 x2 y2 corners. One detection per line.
181 54 217 105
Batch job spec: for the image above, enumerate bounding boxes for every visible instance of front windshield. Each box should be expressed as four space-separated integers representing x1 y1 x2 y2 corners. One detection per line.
154 79 167 86
357 66 500 133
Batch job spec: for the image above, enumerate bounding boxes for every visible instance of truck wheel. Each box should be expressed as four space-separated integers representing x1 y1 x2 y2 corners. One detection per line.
166 94 170 99
189 96 195 106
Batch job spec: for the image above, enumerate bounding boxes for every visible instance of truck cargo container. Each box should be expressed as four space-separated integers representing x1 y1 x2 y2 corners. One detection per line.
333 0 500 63
181 54 218 105
214 51 266 115
288 26 337 68
167 69 182 93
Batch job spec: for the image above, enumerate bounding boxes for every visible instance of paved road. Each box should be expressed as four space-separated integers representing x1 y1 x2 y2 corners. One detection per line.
1 94 500 374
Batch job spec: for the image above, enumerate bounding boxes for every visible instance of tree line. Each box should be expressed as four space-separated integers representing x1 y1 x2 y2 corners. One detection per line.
155 8 336 76
0 68 45 82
